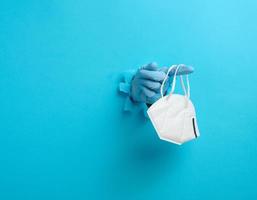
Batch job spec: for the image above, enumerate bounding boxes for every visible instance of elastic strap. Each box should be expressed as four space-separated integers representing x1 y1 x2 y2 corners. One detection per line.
169 64 190 99
160 64 191 99
160 65 177 97
180 75 190 98
170 65 181 94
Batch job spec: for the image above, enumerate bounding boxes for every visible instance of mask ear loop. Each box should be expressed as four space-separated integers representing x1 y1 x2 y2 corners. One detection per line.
180 74 191 108
168 64 181 98
180 75 190 99
160 65 177 98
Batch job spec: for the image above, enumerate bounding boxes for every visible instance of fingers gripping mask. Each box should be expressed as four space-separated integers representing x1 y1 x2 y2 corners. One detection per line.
147 64 200 145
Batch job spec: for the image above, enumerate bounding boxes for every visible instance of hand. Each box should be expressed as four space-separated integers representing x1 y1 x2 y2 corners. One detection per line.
130 62 194 105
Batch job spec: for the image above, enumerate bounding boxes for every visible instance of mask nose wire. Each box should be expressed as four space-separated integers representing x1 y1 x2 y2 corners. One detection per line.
160 65 177 98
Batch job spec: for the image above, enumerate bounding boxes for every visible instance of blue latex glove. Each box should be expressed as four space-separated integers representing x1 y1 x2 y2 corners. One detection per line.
130 63 194 105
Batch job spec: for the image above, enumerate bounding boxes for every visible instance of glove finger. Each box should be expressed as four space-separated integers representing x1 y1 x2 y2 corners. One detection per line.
139 79 161 91
158 65 194 75
140 86 156 98
167 64 194 76
141 62 158 71
139 70 166 82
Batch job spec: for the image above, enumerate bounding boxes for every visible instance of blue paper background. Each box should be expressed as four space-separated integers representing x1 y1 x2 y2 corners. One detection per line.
1 0 257 199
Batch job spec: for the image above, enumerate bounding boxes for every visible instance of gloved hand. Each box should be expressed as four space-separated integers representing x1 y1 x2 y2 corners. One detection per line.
130 62 194 105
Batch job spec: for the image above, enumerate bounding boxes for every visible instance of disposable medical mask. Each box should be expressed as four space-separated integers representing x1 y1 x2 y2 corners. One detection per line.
147 64 200 145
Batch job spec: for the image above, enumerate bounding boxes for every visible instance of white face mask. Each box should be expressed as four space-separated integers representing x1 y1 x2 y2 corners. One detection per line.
147 64 200 145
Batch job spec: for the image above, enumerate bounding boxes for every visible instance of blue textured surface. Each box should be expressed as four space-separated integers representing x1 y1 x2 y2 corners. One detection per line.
1 0 257 199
